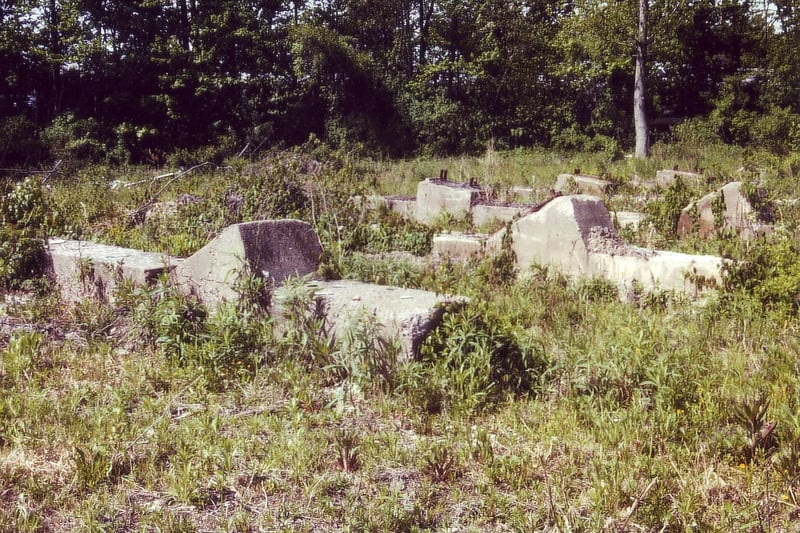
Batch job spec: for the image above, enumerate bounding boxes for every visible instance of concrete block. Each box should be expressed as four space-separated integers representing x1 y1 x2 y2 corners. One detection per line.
433 232 489 260
656 170 704 188
588 248 724 296
506 195 724 296
677 182 772 239
613 211 647 231
471 204 527 227
276 279 467 360
509 195 616 273
415 179 480 224
385 197 417 218
510 186 539 201
46 238 178 303
554 174 611 197
173 220 322 305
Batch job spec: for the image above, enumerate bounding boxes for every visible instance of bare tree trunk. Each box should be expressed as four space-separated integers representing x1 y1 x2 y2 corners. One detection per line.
634 0 648 159
418 0 434 66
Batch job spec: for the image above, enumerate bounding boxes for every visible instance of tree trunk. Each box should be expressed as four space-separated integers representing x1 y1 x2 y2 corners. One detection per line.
634 0 648 159
418 0 433 66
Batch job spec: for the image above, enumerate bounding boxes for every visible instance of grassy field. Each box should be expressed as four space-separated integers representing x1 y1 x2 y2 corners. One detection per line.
3 141 800 531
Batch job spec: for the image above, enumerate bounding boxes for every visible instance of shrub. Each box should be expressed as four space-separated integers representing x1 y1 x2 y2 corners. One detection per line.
0 178 49 289
134 281 208 363
551 126 621 159
722 232 800 314
345 211 433 256
643 178 694 241
41 112 109 162
0 115 47 166
417 301 549 413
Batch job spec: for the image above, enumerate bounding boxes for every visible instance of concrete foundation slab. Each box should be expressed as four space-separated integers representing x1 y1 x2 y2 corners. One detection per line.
173 220 322 305
554 174 611 197
656 170 704 188
433 232 489 260
276 279 467 360
471 204 527 227
678 181 772 239
613 211 647 231
415 179 481 224
46 239 178 303
504 195 724 295
385 197 417 218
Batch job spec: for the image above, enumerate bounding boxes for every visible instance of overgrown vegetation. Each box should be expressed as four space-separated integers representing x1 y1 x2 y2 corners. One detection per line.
3 144 800 530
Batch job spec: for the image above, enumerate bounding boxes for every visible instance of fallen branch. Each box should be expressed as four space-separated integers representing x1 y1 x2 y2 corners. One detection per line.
0 159 64 182
126 161 229 223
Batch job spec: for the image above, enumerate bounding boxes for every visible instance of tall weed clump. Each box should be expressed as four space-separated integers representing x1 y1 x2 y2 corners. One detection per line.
415 301 549 414
642 178 695 243
0 177 49 289
722 231 800 315
132 269 274 389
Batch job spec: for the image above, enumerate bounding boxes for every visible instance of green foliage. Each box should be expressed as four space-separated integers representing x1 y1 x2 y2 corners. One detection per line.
0 178 49 289
41 112 109 163
418 301 549 414
0 115 46 166
731 394 775 464
132 271 273 388
722 232 800 314
345 211 433 256
197 304 272 387
276 275 334 368
424 442 459 483
643 178 695 241
135 281 208 364
478 222 517 287
232 158 310 222
551 127 621 160
9 147 800 529
332 429 361 473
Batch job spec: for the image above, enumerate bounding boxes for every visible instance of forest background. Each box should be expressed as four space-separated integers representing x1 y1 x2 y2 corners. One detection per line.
2 0 799 167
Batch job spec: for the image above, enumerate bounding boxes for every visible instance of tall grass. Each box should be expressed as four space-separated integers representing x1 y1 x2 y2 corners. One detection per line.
2 144 800 530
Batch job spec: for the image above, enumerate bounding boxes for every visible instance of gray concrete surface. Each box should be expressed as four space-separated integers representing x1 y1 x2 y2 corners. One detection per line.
432 232 489 260
277 279 466 360
656 170 704 188
46 238 179 303
678 181 772 239
613 211 647 231
471 204 527 227
415 179 481 224
496 195 724 295
553 174 611 197
172 220 322 305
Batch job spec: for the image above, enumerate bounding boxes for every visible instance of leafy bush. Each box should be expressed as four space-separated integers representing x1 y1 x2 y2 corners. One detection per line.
643 178 695 240
134 281 208 363
132 272 273 388
722 232 800 314
477 222 517 287
326 310 401 394
345 211 433 256
41 112 109 162
0 115 47 166
670 117 722 147
0 177 49 289
339 252 425 288
232 159 310 222
551 126 621 159
418 301 549 413
275 275 334 367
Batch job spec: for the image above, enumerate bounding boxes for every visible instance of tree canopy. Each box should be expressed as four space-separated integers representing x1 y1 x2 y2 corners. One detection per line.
0 0 797 167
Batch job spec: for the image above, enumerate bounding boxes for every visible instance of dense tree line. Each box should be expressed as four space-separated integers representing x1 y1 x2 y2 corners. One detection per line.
1 0 799 167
